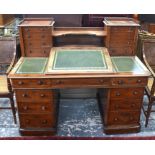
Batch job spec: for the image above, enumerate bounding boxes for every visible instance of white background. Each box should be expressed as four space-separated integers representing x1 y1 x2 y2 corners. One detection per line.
0 0 155 154
0 0 154 13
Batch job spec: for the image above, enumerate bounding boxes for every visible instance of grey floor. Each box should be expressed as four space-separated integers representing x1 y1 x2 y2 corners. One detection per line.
0 96 155 138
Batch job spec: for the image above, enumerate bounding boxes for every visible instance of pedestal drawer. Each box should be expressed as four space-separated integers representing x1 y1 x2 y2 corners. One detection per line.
11 79 52 88
108 47 133 56
23 33 51 40
106 111 140 125
111 77 147 87
15 89 53 103
110 27 135 32
19 114 56 128
109 99 142 111
25 48 51 57
18 102 55 113
110 88 144 99
24 40 51 49
22 27 51 33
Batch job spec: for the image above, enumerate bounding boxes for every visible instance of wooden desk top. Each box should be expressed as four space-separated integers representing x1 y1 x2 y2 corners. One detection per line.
19 18 55 27
103 17 140 27
9 47 151 79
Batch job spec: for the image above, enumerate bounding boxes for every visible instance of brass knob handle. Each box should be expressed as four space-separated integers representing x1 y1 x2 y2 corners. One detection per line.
99 79 104 83
116 92 121 96
130 117 134 121
18 81 23 85
131 103 135 107
115 104 119 109
114 118 118 121
55 80 62 84
40 94 45 97
25 28 29 31
41 106 46 110
23 106 28 110
133 91 138 95
137 79 142 83
118 80 123 85
26 119 30 124
38 80 43 85
22 94 27 97
42 120 47 124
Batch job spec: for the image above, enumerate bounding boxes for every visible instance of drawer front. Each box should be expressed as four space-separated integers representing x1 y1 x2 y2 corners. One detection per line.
110 34 135 42
15 89 53 103
51 78 111 88
23 33 51 40
111 78 147 87
11 79 51 88
25 48 51 57
110 88 144 99
108 47 134 56
22 27 51 33
109 40 134 47
110 31 135 39
24 40 51 49
18 102 55 113
19 114 56 128
109 99 142 111
107 111 140 125
110 27 135 33
11 78 111 89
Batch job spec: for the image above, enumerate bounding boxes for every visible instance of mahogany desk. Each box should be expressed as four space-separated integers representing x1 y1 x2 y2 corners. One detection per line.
9 47 150 136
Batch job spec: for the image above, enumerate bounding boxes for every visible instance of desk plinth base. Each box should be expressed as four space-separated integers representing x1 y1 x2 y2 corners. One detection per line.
104 125 140 134
20 128 56 136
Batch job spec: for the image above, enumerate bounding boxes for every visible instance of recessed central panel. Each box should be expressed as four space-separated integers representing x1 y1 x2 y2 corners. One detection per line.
53 50 107 70
46 47 113 75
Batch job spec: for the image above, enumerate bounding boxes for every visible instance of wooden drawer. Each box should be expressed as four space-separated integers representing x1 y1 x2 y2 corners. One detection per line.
23 33 51 40
110 27 135 33
51 78 111 88
24 37 52 44
106 111 140 125
110 31 135 38
11 79 52 88
109 47 134 56
110 34 135 41
111 77 147 87
11 78 111 89
25 47 51 57
22 27 51 33
24 40 51 49
109 44 133 50
110 88 144 99
109 99 142 111
15 89 53 103
18 102 55 113
19 114 56 128
109 40 134 47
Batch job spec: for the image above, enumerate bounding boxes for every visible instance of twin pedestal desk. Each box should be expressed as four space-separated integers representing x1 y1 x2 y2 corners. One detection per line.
9 46 150 136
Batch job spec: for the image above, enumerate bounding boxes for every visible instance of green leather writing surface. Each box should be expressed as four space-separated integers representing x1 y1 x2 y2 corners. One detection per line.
112 57 144 73
16 58 48 74
53 50 107 70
